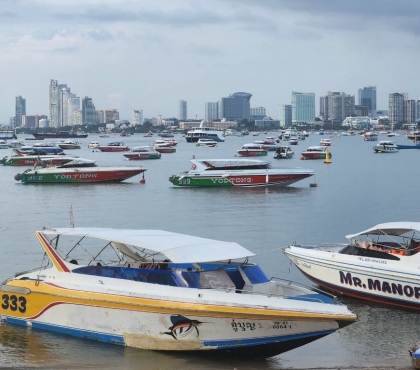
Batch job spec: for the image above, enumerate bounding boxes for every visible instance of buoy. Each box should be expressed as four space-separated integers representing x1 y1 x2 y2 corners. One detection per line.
140 173 146 184
324 149 331 164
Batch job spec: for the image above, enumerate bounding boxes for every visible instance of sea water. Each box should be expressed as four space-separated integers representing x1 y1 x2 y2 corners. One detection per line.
0 132 417 369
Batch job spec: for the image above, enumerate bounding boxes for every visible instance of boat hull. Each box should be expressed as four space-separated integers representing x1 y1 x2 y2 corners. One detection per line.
33 133 88 139
284 246 420 310
1 155 67 166
301 152 331 160
98 147 129 152
237 149 267 157
16 167 145 183
0 280 345 358
155 147 176 153
171 173 313 187
124 153 161 160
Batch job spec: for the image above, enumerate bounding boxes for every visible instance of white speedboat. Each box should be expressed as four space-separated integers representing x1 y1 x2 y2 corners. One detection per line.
88 141 100 149
123 146 161 160
196 139 218 147
373 141 399 153
283 222 420 310
0 140 9 149
169 158 315 187
0 228 356 357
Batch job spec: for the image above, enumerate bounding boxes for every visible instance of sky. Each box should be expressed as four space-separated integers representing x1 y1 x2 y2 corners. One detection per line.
1 0 420 124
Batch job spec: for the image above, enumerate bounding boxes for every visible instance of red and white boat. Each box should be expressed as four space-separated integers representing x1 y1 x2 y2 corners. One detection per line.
154 145 176 153
319 138 331 146
123 146 161 160
300 146 332 160
154 139 178 147
237 144 267 157
98 142 130 152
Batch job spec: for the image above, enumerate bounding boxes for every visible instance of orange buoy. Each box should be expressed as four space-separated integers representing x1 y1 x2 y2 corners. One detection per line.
140 173 146 184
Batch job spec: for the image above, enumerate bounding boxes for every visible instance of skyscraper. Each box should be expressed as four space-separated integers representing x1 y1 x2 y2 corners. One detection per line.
358 86 377 117
205 102 219 120
292 92 315 124
320 92 355 122
220 92 252 121
279 104 292 128
388 93 405 124
179 100 187 121
82 97 96 124
67 96 81 127
405 100 420 124
15 96 26 127
49 79 59 128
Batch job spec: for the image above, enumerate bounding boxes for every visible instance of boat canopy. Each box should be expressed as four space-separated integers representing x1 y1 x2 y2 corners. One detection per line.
40 228 255 263
346 222 420 239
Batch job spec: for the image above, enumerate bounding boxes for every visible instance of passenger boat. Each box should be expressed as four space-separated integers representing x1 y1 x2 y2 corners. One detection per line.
88 141 100 149
406 131 420 141
143 131 153 137
14 165 146 184
159 130 174 138
0 154 69 167
185 121 225 143
98 142 130 152
289 137 299 145
196 139 218 147
282 222 420 310
373 141 399 153
273 146 294 159
396 142 420 149
154 145 176 153
237 144 267 157
0 228 356 357
319 138 331 146
363 132 378 141
300 146 331 160
0 140 9 149
15 144 64 155
0 129 17 140
154 139 178 147
123 146 161 160
8 140 24 148
40 157 96 168
169 158 315 187
57 140 81 150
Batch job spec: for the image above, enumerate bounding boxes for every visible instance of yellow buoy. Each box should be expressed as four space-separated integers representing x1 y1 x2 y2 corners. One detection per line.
324 149 331 164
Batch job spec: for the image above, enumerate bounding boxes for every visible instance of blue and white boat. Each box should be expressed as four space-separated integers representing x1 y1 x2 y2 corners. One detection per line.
0 228 356 358
185 121 225 143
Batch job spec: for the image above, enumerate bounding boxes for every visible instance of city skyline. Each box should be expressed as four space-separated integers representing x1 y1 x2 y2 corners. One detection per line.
1 1 420 124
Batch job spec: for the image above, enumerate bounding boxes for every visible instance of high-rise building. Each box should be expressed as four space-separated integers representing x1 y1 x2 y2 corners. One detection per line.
220 92 252 121
250 107 266 116
96 110 105 124
105 109 119 123
358 86 377 117
82 97 96 124
15 96 26 127
388 93 405 124
49 80 72 127
179 100 187 121
279 104 292 127
404 100 420 124
67 96 80 127
131 110 144 126
49 79 59 128
205 102 219 120
320 92 355 122
292 92 315 124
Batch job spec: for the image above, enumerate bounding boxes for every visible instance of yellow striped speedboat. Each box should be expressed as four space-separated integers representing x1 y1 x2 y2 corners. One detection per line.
0 228 356 358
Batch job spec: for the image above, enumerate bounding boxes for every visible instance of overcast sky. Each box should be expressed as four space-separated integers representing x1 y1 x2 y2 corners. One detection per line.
1 0 419 124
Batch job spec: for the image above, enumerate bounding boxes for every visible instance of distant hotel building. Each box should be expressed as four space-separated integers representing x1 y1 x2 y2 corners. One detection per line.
205 102 219 120
250 107 266 121
82 97 96 124
358 86 377 117
105 109 119 123
179 100 187 121
255 117 280 129
388 93 405 124
220 92 252 121
131 110 143 126
404 100 420 124
15 95 26 127
279 104 292 128
320 92 355 123
292 92 315 125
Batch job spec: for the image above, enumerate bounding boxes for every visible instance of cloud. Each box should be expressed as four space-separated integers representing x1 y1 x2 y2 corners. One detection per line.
85 28 114 41
107 92 124 109
51 46 79 54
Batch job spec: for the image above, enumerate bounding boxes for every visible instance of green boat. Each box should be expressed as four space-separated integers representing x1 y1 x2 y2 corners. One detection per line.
0 155 68 166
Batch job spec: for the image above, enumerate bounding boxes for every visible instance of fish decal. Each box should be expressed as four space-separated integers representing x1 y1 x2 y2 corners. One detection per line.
163 315 203 339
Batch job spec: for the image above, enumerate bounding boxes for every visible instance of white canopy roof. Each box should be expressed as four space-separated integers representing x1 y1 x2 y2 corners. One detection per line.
345 222 420 239
41 228 255 263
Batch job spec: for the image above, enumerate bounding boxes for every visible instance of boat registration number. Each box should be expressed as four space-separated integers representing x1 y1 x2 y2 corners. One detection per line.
1 294 27 313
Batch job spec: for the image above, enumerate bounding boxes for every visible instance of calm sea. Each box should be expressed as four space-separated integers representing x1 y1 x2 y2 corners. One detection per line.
0 132 417 369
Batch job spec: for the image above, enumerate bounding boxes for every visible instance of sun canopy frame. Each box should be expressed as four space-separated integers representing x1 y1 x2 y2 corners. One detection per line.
40 228 255 264
345 222 420 239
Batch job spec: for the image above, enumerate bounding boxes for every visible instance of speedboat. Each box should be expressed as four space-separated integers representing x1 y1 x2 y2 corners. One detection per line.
169 158 315 187
196 139 218 147
14 164 146 183
282 222 420 310
57 140 81 149
363 132 378 141
319 138 331 146
185 121 225 143
98 142 129 152
300 146 332 160
40 157 96 168
0 154 69 167
155 139 178 147
0 228 356 357
0 140 9 149
88 141 100 149
8 140 24 148
273 146 294 159
237 144 267 157
373 141 399 153
123 146 161 160
14 144 63 155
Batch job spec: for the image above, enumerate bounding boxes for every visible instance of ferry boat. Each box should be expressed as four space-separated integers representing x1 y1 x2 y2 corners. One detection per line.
0 227 356 357
283 222 420 310
169 158 315 187
373 141 399 153
185 121 225 143
33 131 88 139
